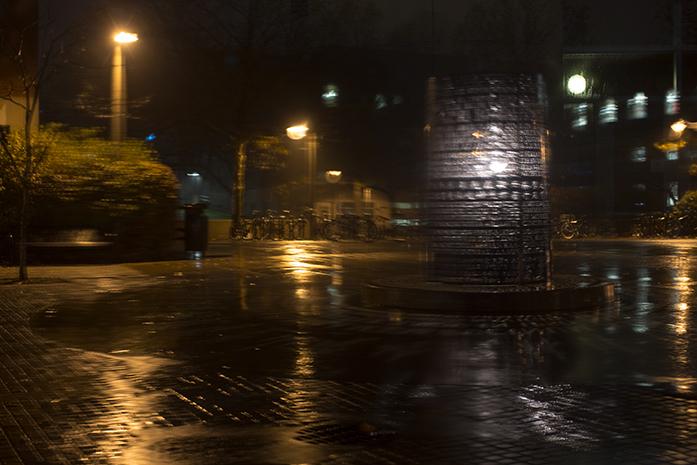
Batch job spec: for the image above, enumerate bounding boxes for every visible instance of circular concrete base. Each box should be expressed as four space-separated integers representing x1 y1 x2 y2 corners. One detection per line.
362 276 615 314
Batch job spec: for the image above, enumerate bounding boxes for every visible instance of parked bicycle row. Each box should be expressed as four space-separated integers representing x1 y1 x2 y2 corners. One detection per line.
230 210 383 241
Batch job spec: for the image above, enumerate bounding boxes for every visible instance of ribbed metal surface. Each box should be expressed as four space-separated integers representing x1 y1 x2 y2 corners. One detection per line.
426 75 551 284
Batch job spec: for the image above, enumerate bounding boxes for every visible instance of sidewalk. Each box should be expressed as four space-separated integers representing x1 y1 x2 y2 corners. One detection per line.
0 242 695 464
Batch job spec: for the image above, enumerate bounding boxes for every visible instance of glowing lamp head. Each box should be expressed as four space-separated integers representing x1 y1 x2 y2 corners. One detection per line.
672 120 688 135
489 161 508 173
567 74 587 96
114 31 138 44
286 124 309 140
325 170 342 183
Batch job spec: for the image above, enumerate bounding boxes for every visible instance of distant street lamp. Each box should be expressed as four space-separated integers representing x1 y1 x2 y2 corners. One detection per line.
111 31 138 141
567 74 587 96
286 123 318 209
325 170 342 184
670 119 697 136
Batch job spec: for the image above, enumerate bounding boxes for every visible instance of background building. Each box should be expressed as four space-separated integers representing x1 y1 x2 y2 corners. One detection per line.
0 0 39 133
554 0 697 225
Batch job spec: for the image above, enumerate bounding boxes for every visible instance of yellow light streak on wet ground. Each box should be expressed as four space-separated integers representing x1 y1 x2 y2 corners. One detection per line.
1 240 697 464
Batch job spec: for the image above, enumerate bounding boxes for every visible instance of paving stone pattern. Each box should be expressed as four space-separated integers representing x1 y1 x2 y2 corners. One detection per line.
0 242 695 464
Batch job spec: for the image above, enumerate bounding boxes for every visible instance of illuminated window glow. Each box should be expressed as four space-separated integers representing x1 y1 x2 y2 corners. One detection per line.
631 146 647 163
666 150 679 161
628 92 648 119
572 103 588 129
665 89 680 115
599 98 618 124
375 94 387 110
322 84 339 107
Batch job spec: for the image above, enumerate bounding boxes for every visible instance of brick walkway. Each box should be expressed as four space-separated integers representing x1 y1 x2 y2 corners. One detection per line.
0 242 695 464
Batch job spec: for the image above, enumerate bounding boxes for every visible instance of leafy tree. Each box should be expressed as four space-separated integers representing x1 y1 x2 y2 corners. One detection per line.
1 126 179 264
669 190 697 236
33 126 179 256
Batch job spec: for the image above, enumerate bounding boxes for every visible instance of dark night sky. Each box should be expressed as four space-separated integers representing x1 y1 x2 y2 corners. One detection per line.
42 0 675 50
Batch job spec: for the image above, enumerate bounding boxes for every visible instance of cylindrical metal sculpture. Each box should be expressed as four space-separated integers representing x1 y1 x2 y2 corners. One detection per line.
426 75 550 285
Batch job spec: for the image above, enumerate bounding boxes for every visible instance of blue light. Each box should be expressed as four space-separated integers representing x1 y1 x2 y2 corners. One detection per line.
145 133 157 142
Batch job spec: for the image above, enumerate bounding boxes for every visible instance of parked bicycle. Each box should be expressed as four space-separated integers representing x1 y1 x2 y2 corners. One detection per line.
558 214 581 240
323 214 379 242
230 209 384 241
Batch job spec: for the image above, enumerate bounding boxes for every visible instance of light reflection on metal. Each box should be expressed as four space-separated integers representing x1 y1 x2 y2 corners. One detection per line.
488 161 508 173
426 75 550 284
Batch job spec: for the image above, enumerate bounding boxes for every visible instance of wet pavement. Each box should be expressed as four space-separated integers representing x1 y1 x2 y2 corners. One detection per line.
0 240 696 464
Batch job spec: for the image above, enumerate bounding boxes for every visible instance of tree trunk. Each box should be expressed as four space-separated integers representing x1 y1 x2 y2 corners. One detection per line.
18 188 28 281
19 93 33 282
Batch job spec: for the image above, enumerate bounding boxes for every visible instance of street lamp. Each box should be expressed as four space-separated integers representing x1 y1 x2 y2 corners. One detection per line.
670 119 697 136
111 31 138 141
286 123 318 209
567 74 587 96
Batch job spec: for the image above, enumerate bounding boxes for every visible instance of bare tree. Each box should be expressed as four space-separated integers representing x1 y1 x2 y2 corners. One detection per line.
0 1 79 280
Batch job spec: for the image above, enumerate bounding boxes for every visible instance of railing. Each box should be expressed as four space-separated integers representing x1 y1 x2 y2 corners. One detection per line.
230 211 383 241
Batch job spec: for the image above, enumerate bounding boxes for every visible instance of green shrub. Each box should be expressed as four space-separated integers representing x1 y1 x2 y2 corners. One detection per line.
668 190 697 237
29 126 179 257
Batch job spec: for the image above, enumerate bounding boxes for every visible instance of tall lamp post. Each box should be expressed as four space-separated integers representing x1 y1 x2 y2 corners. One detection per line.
286 123 318 210
111 31 138 142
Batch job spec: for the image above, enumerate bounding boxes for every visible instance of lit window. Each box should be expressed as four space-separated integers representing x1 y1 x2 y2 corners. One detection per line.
665 89 680 115
633 183 646 191
628 92 647 119
572 103 588 129
631 146 647 162
599 98 618 124
392 95 404 105
322 84 339 107
666 150 679 161
375 94 388 110
667 181 679 207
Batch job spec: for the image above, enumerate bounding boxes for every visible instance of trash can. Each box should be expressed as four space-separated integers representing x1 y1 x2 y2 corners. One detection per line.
184 203 208 258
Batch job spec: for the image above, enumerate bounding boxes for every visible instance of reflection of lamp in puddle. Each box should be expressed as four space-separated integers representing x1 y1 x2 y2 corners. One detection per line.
671 255 691 369
283 245 314 281
294 340 315 377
